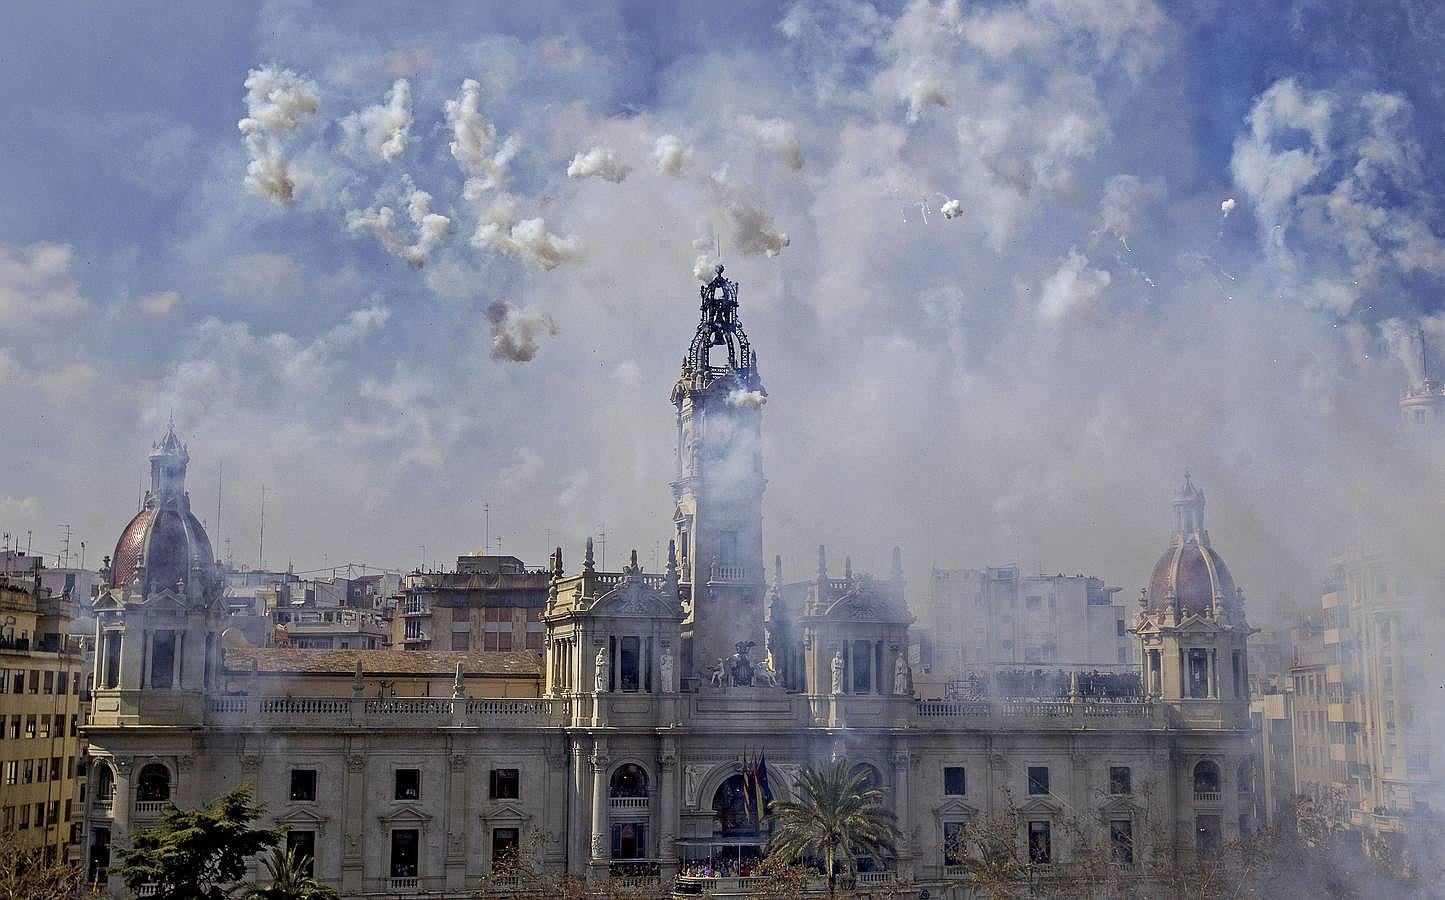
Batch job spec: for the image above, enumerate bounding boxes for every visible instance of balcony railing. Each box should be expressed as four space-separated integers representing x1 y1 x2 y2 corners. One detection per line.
388 877 419 890
1194 791 1223 804
610 796 649 810
93 796 114 816
206 695 569 727
133 800 169 817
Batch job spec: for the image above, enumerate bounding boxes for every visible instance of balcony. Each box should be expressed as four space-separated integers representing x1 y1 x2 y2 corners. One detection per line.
133 800 169 818
610 796 650 811
93 796 114 817
388 877 419 891
1194 791 1223 804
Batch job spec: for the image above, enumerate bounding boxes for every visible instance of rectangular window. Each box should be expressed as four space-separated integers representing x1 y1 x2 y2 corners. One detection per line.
610 822 648 859
1028 821 1051 864
289 769 317 802
451 632 469 651
18 804 28 830
46 801 57 827
943 821 966 866
102 632 121 688
43 671 53 694
1195 815 1221 858
56 671 67 695
390 829 419 878
1116 618 1126 637
619 636 640 692
2 761 15 785
49 758 60 781
22 760 33 784
490 768 520 800
492 827 520 870
286 830 316 876
1110 819 1134 864
1188 649 1209 698
1109 766 1131 795
1027 766 1049 795
944 767 966 796
719 530 738 568
24 716 35 739
10 670 21 694
151 630 177 689
395 769 421 800
852 640 872 693
27 670 38 693
1232 651 1243 698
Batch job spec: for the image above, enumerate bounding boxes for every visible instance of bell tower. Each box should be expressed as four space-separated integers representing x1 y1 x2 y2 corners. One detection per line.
670 265 767 681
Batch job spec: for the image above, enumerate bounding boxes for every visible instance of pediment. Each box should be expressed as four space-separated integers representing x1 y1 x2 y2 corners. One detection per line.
378 804 433 827
276 806 330 826
1098 796 1143 817
933 797 980 818
589 579 680 619
822 586 910 624
1176 614 1224 634
479 802 532 825
1017 796 1064 815
92 592 123 612
139 589 189 611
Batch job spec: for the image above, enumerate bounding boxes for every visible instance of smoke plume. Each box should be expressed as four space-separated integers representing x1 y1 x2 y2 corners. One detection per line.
471 195 581 270
566 145 631 183
652 134 694 175
346 177 452 268
237 65 319 203
485 300 559 362
737 114 804 170
341 78 412 162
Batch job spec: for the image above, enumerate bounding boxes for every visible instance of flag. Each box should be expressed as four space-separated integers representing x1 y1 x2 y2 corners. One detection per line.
741 753 758 824
754 750 772 823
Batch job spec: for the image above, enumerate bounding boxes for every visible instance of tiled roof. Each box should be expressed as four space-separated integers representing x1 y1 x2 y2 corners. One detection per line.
224 647 541 677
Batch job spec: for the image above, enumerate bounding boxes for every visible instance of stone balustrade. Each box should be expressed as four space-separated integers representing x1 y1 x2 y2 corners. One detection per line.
205 695 570 728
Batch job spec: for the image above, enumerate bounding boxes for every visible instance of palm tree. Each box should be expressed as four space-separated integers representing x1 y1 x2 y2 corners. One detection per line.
242 846 340 900
765 760 898 897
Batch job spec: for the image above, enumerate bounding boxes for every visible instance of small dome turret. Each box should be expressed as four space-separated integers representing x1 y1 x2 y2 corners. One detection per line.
109 423 215 593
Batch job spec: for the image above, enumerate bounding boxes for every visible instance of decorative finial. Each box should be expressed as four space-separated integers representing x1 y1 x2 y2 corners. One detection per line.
817 544 827 580
452 661 465 698
891 546 903 581
630 548 639 571
583 536 595 574
844 556 853 581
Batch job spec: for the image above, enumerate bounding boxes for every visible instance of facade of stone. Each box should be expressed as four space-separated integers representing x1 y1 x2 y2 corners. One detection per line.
80 270 1257 897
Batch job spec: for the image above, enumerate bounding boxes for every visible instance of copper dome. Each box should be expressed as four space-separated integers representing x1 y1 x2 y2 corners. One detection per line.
1145 539 1238 618
110 504 214 589
108 424 215 592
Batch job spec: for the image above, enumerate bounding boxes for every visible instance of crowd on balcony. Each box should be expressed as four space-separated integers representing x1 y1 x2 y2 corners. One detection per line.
952 669 1144 700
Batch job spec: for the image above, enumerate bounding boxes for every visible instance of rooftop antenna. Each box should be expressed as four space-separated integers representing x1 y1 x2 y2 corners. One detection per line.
258 484 266 571
1420 327 1429 381
80 541 86 570
58 524 71 568
598 523 607 571
216 461 223 564
484 501 490 555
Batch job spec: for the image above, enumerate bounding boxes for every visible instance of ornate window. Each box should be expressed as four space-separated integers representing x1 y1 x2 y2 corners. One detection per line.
136 764 170 802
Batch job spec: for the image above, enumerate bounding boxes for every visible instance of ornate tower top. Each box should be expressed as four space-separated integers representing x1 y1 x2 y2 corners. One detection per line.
1171 470 1205 540
148 421 190 501
674 265 764 398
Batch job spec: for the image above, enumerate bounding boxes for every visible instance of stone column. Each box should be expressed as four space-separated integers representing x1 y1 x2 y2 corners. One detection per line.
107 755 134 898
444 752 468 889
569 739 587 871
589 741 610 881
891 748 913 878
341 751 366 893
658 741 679 880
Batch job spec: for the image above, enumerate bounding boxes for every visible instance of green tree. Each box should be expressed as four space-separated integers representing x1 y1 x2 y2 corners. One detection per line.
115 784 280 900
765 760 898 898
242 845 341 900
0 834 82 900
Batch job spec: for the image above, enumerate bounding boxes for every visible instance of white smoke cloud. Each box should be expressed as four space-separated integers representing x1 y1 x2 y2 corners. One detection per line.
484 300 559 362
727 389 767 409
1221 197 1237 216
1100 174 1165 248
727 199 790 258
471 195 581 270
346 177 453 268
903 76 948 123
445 79 518 195
693 254 720 282
1380 318 1425 383
341 78 412 162
237 65 319 203
652 134 694 175
566 145 631 183
1037 248 1112 324
737 114 804 170
940 198 962 220
0 241 89 322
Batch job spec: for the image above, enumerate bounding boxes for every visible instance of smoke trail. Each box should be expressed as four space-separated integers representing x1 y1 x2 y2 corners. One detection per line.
237 66 319 203
485 300 559 362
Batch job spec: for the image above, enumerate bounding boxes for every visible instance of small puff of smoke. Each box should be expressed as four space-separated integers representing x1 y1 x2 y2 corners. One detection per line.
737 114 804 171
652 134 694 175
940 198 963 220
566 145 632 183
447 78 519 195
237 66 320 203
471 195 582 270
341 78 412 162
727 388 767 409
729 200 790 258
693 254 719 282
904 77 948 123
485 300 559 363
1037 248 1111 325
346 177 453 268
1100 174 1165 247
1221 197 1237 216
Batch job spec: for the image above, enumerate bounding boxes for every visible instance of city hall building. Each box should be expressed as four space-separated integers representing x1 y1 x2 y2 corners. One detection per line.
81 268 1256 896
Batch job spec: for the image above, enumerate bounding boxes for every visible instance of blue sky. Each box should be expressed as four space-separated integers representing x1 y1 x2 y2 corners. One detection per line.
3 0 1444 616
